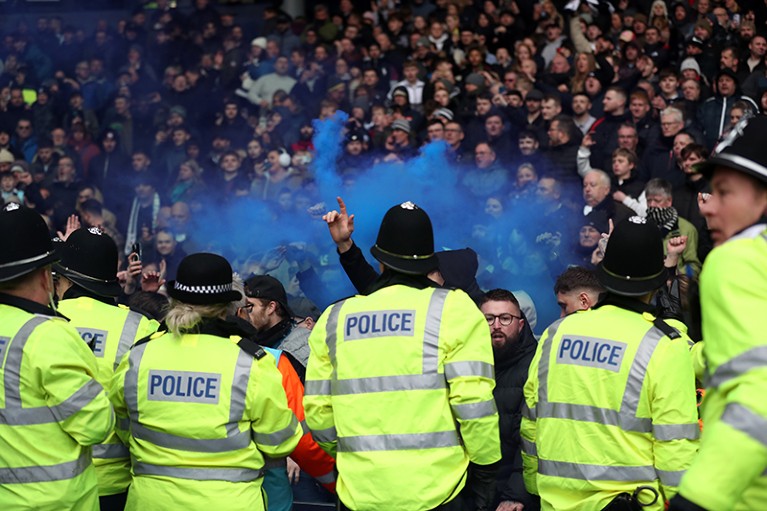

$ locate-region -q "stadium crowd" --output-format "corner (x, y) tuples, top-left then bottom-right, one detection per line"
(0, 0), (762, 324)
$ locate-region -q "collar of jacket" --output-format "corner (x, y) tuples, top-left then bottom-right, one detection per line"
(364, 268), (438, 295)
(194, 316), (260, 341)
(62, 284), (116, 305)
(593, 292), (655, 315)
(256, 318), (293, 348)
(0, 292), (68, 318)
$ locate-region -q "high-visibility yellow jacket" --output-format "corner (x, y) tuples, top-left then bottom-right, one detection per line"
(521, 303), (700, 511)
(678, 225), (767, 510)
(58, 295), (157, 496)
(110, 327), (303, 511)
(304, 285), (501, 511)
(0, 297), (115, 511)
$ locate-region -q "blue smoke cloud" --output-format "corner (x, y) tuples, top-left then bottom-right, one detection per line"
(191, 111), (565, 332)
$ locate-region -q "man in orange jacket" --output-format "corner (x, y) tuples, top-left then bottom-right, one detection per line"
(232, 275), (336, 510)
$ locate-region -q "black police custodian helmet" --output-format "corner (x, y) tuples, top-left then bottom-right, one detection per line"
(370, 201), (438, 275)
(54, 227), (121, 297)
(167, 253), (242, 305)
(696, 115), (767, 184)
(0, 203), (58, 282)
(596, 216), (667, 296)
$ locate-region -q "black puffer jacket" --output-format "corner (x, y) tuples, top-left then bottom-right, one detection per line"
(492, 315), (540, 510)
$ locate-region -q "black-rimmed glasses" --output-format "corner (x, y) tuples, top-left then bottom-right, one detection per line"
(484, 314), (520, 326)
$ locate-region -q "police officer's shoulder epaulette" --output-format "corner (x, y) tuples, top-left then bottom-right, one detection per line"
(651, 317), (682, 340)
(133, 330), (166, 348)
(234, 336), (267, 360)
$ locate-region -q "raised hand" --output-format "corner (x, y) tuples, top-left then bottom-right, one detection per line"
(322, 196), (355, 253)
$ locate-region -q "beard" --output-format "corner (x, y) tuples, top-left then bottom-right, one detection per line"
(491, 329), (519, 358)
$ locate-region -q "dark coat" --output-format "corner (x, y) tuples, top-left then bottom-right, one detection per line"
(493, 319), (540, 510)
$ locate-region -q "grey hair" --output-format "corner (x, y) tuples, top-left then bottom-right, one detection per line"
(586, 168), (611, 187)
(660, 106), (684, 123)
(227, 273), (247, 317)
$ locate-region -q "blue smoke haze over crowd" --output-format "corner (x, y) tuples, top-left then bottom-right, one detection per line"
(193, 111), (559, 330)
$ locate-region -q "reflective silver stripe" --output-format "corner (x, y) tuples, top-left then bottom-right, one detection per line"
(333, 373), (446, 394)
(538, 460), (656, 481)
(0, 448), (90, 484)
(656, 469), (684, 487)
(721, 403), (767, 447)
(537, 402), (652, 433)
(620, 328), (663, 416)
(521, 402), (536, 421)
(49, 379), (104, 422)
(132, 421), (251, 452)
(93, 443), (129, 459)
(423, 288), (448, 374)
(114, 311), (143, 370)
(300, 419), (308, 435)
(124, 341), (149, 424)
(1, 379), (104, 426)
(125, 337), (258, 453)
(324, 301), (346, 374)
(315, 468), (336, 484)
(227, 349), (252, 438)
(304, 379), (331, 396)
(521, 438), (537, 456)
(2, 316), (51, 408)
(253, 414), (299, 446)
(537, 323), (679, 436)
(444, 361), (494, 380)
(338, 430), (460, 452)
(706, 346), (767, 389)
(132, 460), (264, 482)
(117, 417), (129, 431)
(536, 318), (565, 403)
(312, 425), (337, 444)
(451, 399), (497, 420)
(653, 423), (700, 441)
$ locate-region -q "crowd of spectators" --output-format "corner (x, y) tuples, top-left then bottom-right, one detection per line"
(0, 0), (762, 329)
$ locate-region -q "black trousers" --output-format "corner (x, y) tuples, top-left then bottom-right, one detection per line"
(99, 491), (128, 511)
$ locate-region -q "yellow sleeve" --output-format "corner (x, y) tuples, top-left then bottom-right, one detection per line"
(520, 325), (546, 496)
(249, 354), (303, 458)
(303, 303), (339, 458)
(679, 241), (767, 509)
(646, 335), (701, 501)
(34, 320), (115, 446)
(110, 347), (131, 446)
(443, 291), (500, 466)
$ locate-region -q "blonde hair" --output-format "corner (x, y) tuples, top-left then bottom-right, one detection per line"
(165, 299), (229, 334)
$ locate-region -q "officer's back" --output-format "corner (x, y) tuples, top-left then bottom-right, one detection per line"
(0, 204), (114, 511)
(521, 217), (700, 511)
(54, 227), (157, 509)
(304, 202), (501, 511)
(110, 253), (302, 511)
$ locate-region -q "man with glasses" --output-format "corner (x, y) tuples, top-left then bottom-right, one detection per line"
(480, 289), (540, 511)
(241, 274), (311, 371)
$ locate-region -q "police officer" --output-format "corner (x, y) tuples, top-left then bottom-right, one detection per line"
(54, 227), (157, 510)
(670, 117), (767, 510)
(110, 253), (302, 511)
(0, 203), (115, 510)
(521, 216), (700, 511)
(304, 201), (501, 511)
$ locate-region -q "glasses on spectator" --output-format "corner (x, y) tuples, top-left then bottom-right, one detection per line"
(484, 314), (520, 326)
